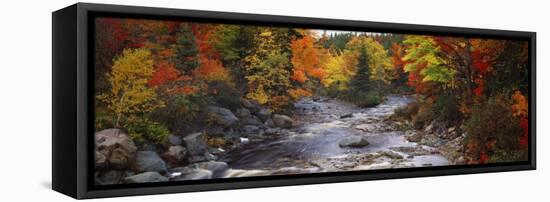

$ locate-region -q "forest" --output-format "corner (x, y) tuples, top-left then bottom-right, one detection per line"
(93, 17), (529, 184)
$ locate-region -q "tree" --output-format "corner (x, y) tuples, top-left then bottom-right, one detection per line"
(345, 36), (393, 83)
(349, 45), (370, 92)
(244, 29), (292, 110)
(402, 35), (455, 94)
(322, 50), (358, 90)
(98, 48), (165, 128)
(290, 34), (325, 84)
(174, 24), (199, 74)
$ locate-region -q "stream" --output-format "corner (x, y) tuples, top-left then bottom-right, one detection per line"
(219, 95), (449, 178)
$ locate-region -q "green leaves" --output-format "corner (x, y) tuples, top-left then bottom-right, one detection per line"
(403, 35), (455, 84)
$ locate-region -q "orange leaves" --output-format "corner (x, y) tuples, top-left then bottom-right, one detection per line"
(290, 35), (326, 83)
(149, 61), (180, 87)
(288, 88), (313, 100)
(512, 91), (528, 117)
(512, 91), (529, 149)
(194, 56), (230, 82)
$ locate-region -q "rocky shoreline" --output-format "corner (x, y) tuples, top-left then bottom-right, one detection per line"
(95, 98), (298, 185)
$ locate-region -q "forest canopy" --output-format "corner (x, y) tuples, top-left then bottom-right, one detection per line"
(94, 16), (529, 170)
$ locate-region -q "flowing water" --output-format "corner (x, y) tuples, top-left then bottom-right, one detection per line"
(219, 95), (449, 177)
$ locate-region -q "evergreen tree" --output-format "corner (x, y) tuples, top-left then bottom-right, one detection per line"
(174, 24), (199, 74)
(350, 45), (370, 93)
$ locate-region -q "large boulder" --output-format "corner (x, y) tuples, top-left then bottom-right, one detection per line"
(134, 151), (167, 174)
(124, 172), (168, 183)
(204, 106), (239, 128)
(183, 133), (207, 157)
(272, 114), (294, 129)
(338, 136), (370, 148)
(162, 146), (187, 167)
(95, 129), (137, 170)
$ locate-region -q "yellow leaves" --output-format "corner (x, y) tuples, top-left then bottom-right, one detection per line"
(322, 51), (357, 90)
(98, 48), (165, 127)
(345, 36), (393, 83)
(511, 91), (528, 118)
(246, 83), (269, 105)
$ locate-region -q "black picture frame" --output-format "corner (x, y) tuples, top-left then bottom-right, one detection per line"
(52, 2), (536, 199)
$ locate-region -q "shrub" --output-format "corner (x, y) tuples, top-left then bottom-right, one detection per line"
(206, 80), (242, 111)
(94, 109), (114, 131)
(411, 101), (433, 129)
(392, 101), (419, 121)
(354, 91), (384, 107)
(125, 116), (171, 145)
(431, 94), (461, 124)
(464, 94), (524, 163)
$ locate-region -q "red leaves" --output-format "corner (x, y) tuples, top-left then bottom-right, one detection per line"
(471, 50), (490, 74)
(149, 61), (180, 87)
(518, 118), (529, 149)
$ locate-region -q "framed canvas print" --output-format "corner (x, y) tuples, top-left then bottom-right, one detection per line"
(52, 3), (536, 199)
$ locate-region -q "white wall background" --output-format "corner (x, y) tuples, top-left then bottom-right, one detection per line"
(0, 0), (546, 201)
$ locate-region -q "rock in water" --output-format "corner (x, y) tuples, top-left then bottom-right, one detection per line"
(272, 114), (294, 129)
(204, 106), (239, 128)
(340, 113), (353, 119)
(134, 151), (167, 173)
(162, 146), (187, 167)
(338, 136), (370, 148)
(95, 129), (137, 170)
(185, 161), (229, 177)
(124, 172), (168, 183)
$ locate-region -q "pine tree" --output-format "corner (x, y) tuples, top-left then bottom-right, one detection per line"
(174, 24), (199, 74)
(350, 45), (370, 93)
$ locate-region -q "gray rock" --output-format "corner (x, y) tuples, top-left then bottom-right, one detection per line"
(243, 125), (260, 134)
(204, 127), (226, 137)
(187, 161), (229, 177)
(338, 136), (370, 148)
(272, 114), (294, 129)
(183, 133), (208, 157)
(124, 172), (168, 183)
(241, 98), (261, 113)
(380, 151), (404, 159)
(235, 108), (251, 118)
(204, 106), (239, 128)
(95, 129), (137, 170)
(95, 151), (107, 170)
(340, 113), (353, 119)
(264, 128), (281, 135)
(134, 151), (167, 173)
(264, 118), (276, 128)
(162, 146), (187, 167)
(240, 116), (263, 126)
(168, 135), (182, 146)
(255, 108), (272, 122)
